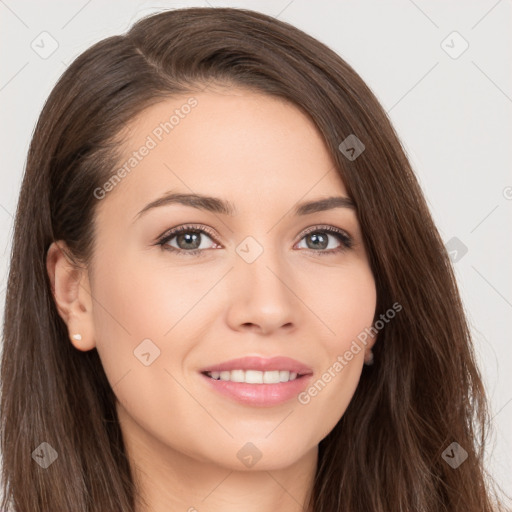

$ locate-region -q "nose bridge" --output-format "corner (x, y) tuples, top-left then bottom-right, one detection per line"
(235, 230), (288, 289)
(226, 232), (298, 332)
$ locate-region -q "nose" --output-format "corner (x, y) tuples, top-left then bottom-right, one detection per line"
(224, 246), (300, 336)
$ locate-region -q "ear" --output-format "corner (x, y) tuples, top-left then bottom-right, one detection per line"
(46, 241), (96, 351)
(363, 332), (378, 364)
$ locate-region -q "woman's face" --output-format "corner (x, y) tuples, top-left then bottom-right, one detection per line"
(83, 86), (377, 471)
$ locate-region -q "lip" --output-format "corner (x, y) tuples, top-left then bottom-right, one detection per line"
(199, 356), (314, 407)
(199, 356), (313, 375)
(200, 372), (314, 407)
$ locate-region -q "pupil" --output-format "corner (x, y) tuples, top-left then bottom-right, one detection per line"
(178, 232), (200, 250)
(308, 233), (327, 250)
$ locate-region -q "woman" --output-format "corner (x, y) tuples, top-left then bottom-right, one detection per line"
(1, 7), (507, 512)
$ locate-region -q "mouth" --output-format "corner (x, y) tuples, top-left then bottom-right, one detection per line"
(198, 356), (313, 407)
(201, 369), (309, 384)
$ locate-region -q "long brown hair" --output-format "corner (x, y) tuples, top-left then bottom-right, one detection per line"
(1, 7), (508, 512)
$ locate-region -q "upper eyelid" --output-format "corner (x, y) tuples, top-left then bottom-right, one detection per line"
(300, 224), (349, 236)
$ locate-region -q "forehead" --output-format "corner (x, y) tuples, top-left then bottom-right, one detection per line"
(97, 87), (348, 218)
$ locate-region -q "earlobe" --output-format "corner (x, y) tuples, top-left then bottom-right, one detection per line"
(46, 241), (96, 351)
(363, 332), (378, 365)
(364, 349), (374, 366)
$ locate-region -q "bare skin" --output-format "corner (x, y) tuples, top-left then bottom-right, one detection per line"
(47, 85), (377, 512)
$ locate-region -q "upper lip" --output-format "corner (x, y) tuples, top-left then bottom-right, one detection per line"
(200, 356), (313, 375)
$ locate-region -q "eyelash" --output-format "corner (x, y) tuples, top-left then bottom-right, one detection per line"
(156, 223), (353, 257)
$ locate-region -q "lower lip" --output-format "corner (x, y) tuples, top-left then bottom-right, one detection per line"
(200, 372), (313, 407)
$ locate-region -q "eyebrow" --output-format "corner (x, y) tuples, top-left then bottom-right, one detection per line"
(133, 191), (355, 221)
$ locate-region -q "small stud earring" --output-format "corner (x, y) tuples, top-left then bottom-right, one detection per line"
(364, 350), (374, 366)
(72, 333), (82, 341)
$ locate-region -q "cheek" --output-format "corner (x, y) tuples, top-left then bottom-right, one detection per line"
(338, 269), (376, 343)
(304, 260), (377, 342)
(294, 262), (376, 441)
(91, 247), (210, 340)
(89, 247), (219, 389)
(88, 249), (208, 439)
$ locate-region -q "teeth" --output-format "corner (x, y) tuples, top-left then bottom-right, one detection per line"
(206, 369), (300, 383)
(219, 371), (230, 381)
(230, 370), (245, 382)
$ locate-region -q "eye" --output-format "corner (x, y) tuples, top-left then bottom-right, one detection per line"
(157, 224), (219, 257)
(295, 225), (353, 255)
(156, 223), (354, 257)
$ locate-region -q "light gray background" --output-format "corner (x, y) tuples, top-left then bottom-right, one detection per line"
(1, 0), (511, 502)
